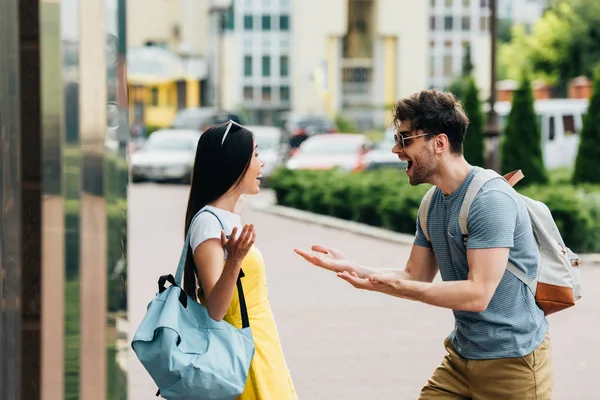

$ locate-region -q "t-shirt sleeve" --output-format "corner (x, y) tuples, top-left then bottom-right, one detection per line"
(414, 208), (433, 248)
(189, 212), (223, 252)
(466, 189), (518, 249)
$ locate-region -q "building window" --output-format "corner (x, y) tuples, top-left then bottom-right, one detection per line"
(445, 0), (453, 7)
(244, 15), (253, 30)
(462, 16), (470, 31)
(563, 115), (576, 135)
(262, 56), (271, 76)
(243, 86), (254, 101)
(463, 0), (470, 6)
(444, 16), (453, 30)
(430, 16), (436, 30)
(280, 85), (290, 101)
(480, 16), (488, 31)
(430, 0), (436, 7)
(444, 55), (453, 77)
(261, 86), (272, 101)
(244, 56), (253, 77)
(548, 116), (556, 140)
(151, 87), (159, 106)
(279, 15), (290, 30)
(480, 0), (488, 7)
(224, 8), (234, 30)
(280, 55), (289, 76)
(262, 15), (271, 30)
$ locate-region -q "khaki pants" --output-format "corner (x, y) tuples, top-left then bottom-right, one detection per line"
(419, 333), (554, 400)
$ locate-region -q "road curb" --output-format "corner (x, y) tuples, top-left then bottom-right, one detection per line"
(250, 202), (600, 267)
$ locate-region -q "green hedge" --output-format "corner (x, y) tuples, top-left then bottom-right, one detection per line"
(270, 167), (600, 253)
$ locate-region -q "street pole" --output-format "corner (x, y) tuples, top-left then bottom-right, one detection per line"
(484, 0), (500, 172)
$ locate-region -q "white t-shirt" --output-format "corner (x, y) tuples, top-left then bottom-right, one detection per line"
(189, 205), (243, 253)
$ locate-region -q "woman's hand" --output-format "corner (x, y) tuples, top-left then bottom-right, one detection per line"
(220, 224), (256, 264)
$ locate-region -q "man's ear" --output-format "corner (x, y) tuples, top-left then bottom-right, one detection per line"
(433, 133), (449, 154)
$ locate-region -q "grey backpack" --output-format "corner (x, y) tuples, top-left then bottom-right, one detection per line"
(419, 168), (582, 315)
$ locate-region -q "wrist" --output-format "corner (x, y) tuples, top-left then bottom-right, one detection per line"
(224, 258), (242, 271)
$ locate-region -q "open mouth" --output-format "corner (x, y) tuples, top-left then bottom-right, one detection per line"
(405, 159), (414, 173)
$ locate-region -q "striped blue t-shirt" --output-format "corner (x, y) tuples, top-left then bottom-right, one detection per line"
(414, 166), (548, 359)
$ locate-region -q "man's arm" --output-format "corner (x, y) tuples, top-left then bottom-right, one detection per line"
(344, 189), (518, 312)
(353, 243), (438, 283)
(381, 247), (509, 311)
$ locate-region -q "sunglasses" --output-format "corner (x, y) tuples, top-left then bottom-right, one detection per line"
(393, 131), (434, 148)
(221, 119), (243, 145)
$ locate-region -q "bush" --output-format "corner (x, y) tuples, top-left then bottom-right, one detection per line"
(270, 168), (600, 253)
(501, 74), (549, 185)
(573, 64), (600, 184)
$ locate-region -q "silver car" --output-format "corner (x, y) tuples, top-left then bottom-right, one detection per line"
(130, 129), (201, 184)
(247, 125), (286, 183)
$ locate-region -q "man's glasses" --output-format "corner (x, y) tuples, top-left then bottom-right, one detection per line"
(394, 132), (434, 148)
(221, 119), (242, 145)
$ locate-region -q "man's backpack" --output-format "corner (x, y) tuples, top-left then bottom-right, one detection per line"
(419, 168), (582, 316)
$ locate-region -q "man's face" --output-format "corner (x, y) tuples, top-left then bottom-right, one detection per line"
(392, 120), (439, 186)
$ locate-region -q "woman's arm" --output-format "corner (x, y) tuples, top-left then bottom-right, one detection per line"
(194, 225), (255, 322)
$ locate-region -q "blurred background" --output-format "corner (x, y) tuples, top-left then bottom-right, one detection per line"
(1, 0), (600, 399)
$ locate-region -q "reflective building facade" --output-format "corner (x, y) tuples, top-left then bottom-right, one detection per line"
(0, 0), (129, 399)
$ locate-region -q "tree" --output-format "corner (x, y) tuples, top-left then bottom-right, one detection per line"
(573, 64), (600, 184)
(501, 74), (549, 185)
(498, 0), (600, 88)
(448, 43), (474, 101)
(462, 76), (485, 167)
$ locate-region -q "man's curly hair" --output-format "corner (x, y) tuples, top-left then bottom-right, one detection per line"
(392, 89), (470, 155)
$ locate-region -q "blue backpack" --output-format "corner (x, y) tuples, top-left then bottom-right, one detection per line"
(131, 209), (255, 400)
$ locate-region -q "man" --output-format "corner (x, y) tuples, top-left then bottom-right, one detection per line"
(294, 89), (553, 399)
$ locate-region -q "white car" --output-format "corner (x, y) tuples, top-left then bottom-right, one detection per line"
(247, 125), (286, 182)
(130, 129), (201, 184)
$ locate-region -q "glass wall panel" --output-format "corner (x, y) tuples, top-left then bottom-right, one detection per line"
(40, 0), (66, 399)
(105, 0), (129, 399)
(0, 0), (22, 399)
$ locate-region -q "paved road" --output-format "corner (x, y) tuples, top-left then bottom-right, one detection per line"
(128, 184), (600, 400)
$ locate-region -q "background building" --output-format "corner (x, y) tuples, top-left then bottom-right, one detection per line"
(428, 0), (491, 96)
(291, 0), (429, 130)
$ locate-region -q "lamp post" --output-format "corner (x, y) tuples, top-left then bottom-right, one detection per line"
(484, 0), (500, 172)
(209, 0), (231, 109)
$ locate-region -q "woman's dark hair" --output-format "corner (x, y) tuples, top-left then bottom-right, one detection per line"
(183, 122), (254, 301)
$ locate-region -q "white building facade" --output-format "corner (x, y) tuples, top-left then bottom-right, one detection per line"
(210, 0), (292, 124)
(290, 0), (429, 130)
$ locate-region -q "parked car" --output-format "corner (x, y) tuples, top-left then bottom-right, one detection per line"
(246, 125), (286, 184)
(285, 133), (373, 172)
(362, 127), (408, 170)
(130, 129), (201, 183)
(170, 107), (244, 132)
(278, 113), (337, 151)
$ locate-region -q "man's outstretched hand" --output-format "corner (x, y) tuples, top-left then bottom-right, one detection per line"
(294, 244), (358, 275)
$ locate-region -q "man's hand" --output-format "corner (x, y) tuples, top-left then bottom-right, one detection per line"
(337, 272), (414, 299)
(294, 245), (358, 275)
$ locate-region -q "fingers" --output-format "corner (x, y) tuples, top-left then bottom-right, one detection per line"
(311, 244), (330, 254)
(294, 248), (331, 270)
(220, 230), (227, 247)
(337, 271), (369, 288)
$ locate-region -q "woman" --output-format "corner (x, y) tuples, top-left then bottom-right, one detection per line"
(183, 120), (297, 399)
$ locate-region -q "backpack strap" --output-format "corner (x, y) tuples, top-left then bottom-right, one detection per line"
(458, 169), (504, 236)
(419, 186), (437, 243)
(459, 168), (525, 236)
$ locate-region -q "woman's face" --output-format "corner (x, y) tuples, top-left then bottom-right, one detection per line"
(239, 138), (264, 195)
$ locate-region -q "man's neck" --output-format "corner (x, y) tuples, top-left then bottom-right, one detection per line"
(430, 157), (473, 196)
